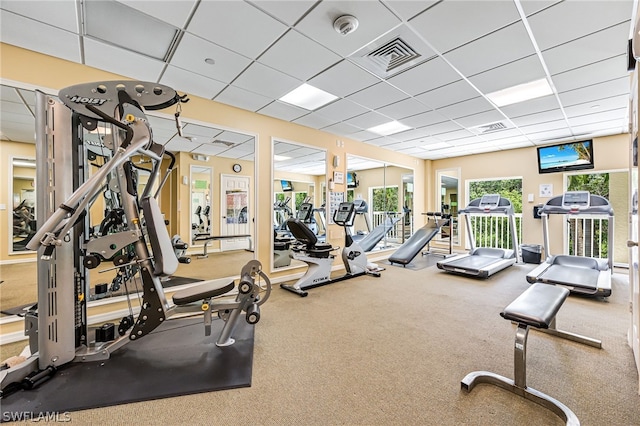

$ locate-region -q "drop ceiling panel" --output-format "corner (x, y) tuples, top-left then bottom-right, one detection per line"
(436, 97), (495, 120)
(527, 0), (633, 50)
(468, 55), (545, 94)
(558, 79), (629, 107)
(437, 129), (477, 142)
(181, 123), (224, 140)
(247, 0), (317, 26)
(1, 125), (35, 143)
(0, 11), (81, 63)
(309, 60), (380, 98)
(163, 138), (200, 152)
(161, 65), (227, 100)
(391, 127), (432, 142)
(409, 0), (520, 54)
(456, 109), (506, 129)
(349, 130), (381, 141)
(347, 82), (408, 110)
(170, 33), (253, 83)
(214, 85), (272, 112)
(509, 108), (565, 127)
(401, 111), (449, 128)
(315, 99), (369, 122)
(415, 80), (480, 110)
(552, 55), (628, 93)
(258, 101), (308, 122)
(0, 108), (33, 125)
(344, 111), (393, 129)
(188, 1), (288, 59)
(83, 38), (166, 82)
(376, 97), (430, 120)
(479, 128), (526, 141)
(501, 95), (561, 119)
(567, 108), (628, 127)
(232, 62), (301, 99)
(564, 96), (628, 118)
(118, 0), (197, 28)
(422, 120), (464, 136)
(259, 30), (341, 81)
(321, 122), (361, 136)
(381, 0), (438, 21)
(444, 22), (535, 76)
(191, 143), (231, 156)
(519, 1), (561, 16)
(519, 119), (568, 134)
(295, 0), (402, 57)
(1, 0), (78, 32)
(542, 23), (630, 75)
(387, 58), (459, 96)
(293, 113), (337, 129)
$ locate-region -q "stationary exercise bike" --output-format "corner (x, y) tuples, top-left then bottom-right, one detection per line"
(281, 201), (382, 297)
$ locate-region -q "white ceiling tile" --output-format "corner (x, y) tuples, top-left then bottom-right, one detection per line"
(558, 79), (629, 107)
(436, 97), (494, 120)
(163, 137), (201, 152)
(191, 143), (231, 155)
(571, 120), (627, 136)
(552, 55), (628, 93)
(181, 123), (224, 139)
(321, 122), (362, 136)
(0, 10), (81, 63)
(232, 62), (301, 99)
(415, 80), (479, 110)
(214, 85), (272, 112)
(520, 1), (562, 16)
(344, 111), (393, 130)
(349, 130), (381, 141)
(527, 128), (574, 144)
(118, 0), (197, 28)
(377, 97), (430, 120)
(509, 108), (565, 127)
(468, 55), (545, 94)
(382, 0), (439, 21)
(477, 128), (524, 141)
(0, 108), (33, 125)
(387, 57), (459, 95)
(258, 101), (308, 121)
(216, 131), (254, 144)
(295, 0), (401, 57)
(247, 0), (317, 26)
(347, 82), (408, 110)
(1, 0), (78, 32)
(188, 1), (287, 59)
(564, 98), (628, 118)
(170, 33), (252, 83)
(84, 38), (166, 82)
(161, 65), (227, 99)
(542, 22), (629, 75)
(401, 110), (448, 128)
(527, 0), (633, 50)
(422, 120), (464, 136)
(293, 112), (337, 129)
(437, 129), (477, 142)
(315, 99), (369, 122)
(567, 108), (628, 127)
(309, 60), (380, 98)
(258, 30), (341, 80)
(391, 127), (432, 141)
(520, 119), (569, 134)
(444, 22), (535, 76)
(501, 95), (560, 119)
(409, 0), (520, 54)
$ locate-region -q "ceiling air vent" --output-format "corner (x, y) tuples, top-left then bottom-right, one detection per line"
(366, 38), (421, 73)
(212, 140), (236, 147)
(472, 121), (508, 134)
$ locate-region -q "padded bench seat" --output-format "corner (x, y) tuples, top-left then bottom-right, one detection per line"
(173, 280), (235, 305)
(501, 283), (570, 329)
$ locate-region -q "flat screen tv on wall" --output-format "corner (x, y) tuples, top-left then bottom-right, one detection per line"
(536, 140), (594, 174)
(281, 180), (293, 192)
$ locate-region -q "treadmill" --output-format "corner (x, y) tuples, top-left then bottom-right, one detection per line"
(437, 194), (521, 278)
(526, 191), (613, 297)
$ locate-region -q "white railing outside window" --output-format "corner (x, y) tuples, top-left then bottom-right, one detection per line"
(469, 214), (522, 250)
(371, 211), (405, 242)
(566, 216), (608, 259)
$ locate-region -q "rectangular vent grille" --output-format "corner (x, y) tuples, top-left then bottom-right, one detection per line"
(366, 38), (421, 72)
(476, 122), (507, 133)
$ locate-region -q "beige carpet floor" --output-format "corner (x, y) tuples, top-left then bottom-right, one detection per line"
(1, 258), (639, 425)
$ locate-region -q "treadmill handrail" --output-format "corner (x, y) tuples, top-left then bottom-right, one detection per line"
(539, 193), (613, 216)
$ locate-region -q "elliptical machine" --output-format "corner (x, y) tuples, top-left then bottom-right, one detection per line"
(281, 201), (382, 297)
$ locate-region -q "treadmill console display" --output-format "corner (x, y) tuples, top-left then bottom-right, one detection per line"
(297, 203), (312, 221)
(479, 194), (501, 210)
(562, 191), (590, 210)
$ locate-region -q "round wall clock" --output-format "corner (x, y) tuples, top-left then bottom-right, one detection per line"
(232, 163), (242, 173)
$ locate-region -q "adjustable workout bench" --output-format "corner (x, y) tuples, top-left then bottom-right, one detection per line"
(192, 234), (253, 258)
(462, 283), (601, 426)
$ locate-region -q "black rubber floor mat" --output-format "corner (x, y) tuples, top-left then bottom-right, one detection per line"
(1, 317), (254, 415)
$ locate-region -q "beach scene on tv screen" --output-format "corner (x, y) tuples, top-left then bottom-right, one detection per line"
(539, 142), (591, 169)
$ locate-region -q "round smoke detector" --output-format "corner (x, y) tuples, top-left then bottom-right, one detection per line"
(333, 15), (359, 36)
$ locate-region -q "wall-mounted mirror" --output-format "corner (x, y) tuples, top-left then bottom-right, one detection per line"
(0, 82), (256, 316)
(10, 157), (36, 253)
(272, 139), (326, 271)
(346, 155), (414, 252)
(190, 165), (213, 244)
(436, 168), (460, 245)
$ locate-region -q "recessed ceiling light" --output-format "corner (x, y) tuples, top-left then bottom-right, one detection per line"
(486, 78), (553, 107)
(279, 84), (338, 110)
(274, 155), (291, 161)
(367, 120), (411, 136)
(204, 58), (216, 65)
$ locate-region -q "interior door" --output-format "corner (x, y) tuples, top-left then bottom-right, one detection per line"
(220, 174), (250, 251)
(630, 68), (640, 394)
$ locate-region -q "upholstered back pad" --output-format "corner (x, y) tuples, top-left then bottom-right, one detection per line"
(141, 196), (178, 277)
